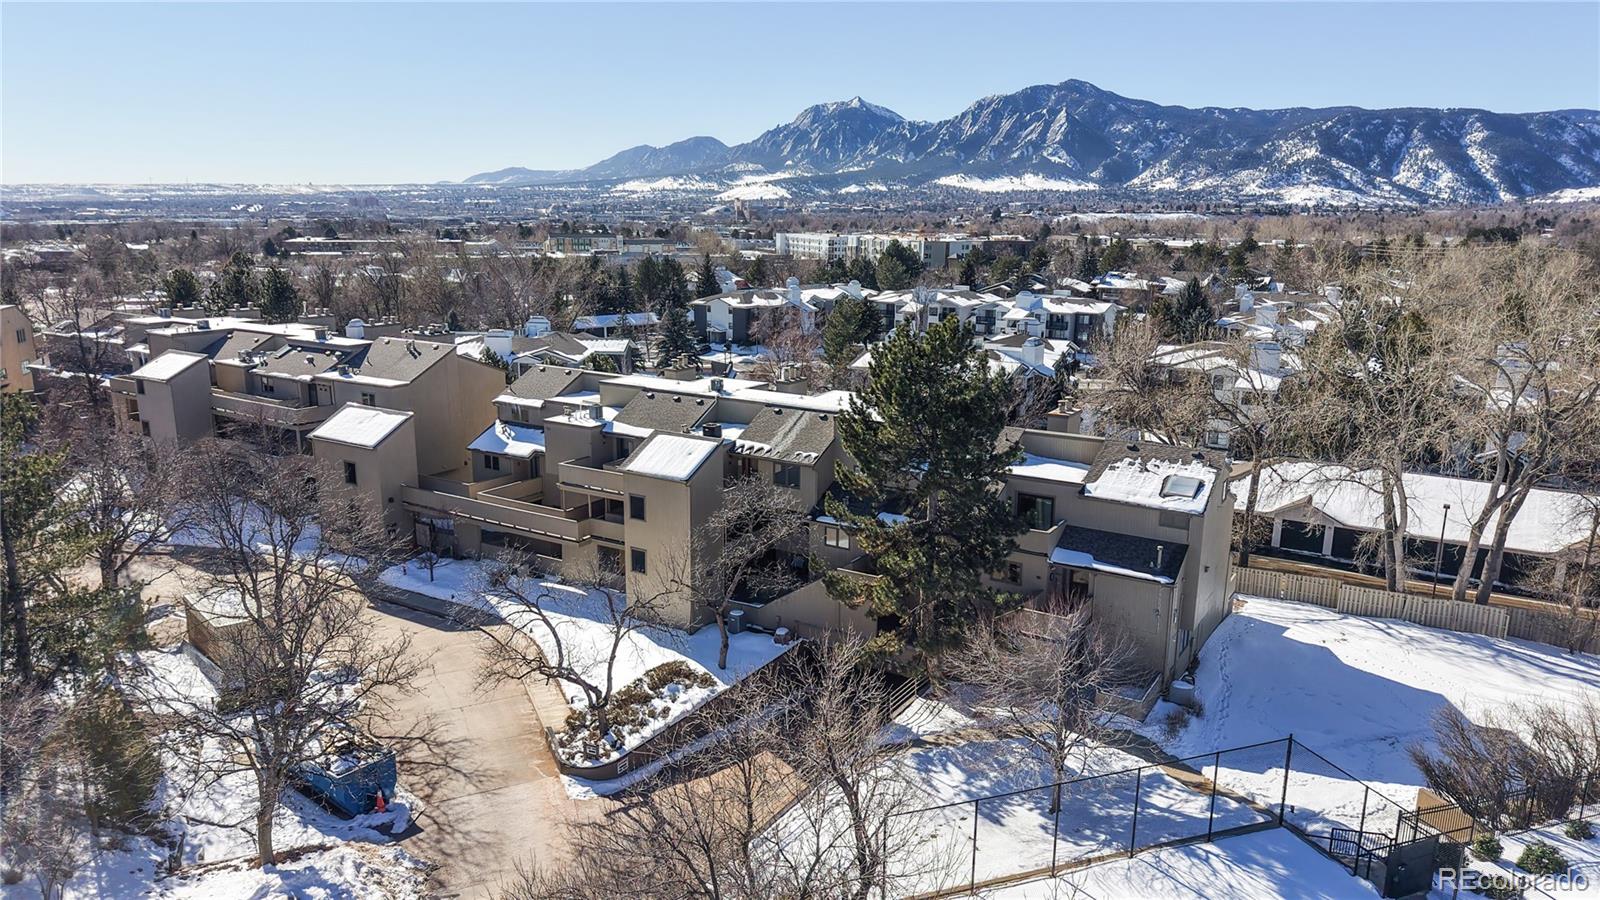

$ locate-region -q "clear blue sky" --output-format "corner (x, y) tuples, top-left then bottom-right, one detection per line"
(3, 2), (1596, 184)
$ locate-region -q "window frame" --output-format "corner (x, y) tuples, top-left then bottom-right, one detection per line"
(773, 463), (801, 489)
(630, 547), (647, 574)
(1016, 492), (1056, 531)
(629, 494), (646, 521)
(343, 461), (358, 485)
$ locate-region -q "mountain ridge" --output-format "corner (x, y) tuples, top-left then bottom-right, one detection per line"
(464, 79), (1600, 204)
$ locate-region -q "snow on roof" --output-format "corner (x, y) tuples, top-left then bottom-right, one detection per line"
(468, 420), (546, 459)
(618, 433), (720, 482)
(308, 405), (412, 449)
(727, 387), (854, 413)
(1009, 453), (1092, 485)
(131, 350), (207, 382)
(603, 373), (767, 396)
(1238, 461), (1597, 555)
(1084, 456), (1217, 515)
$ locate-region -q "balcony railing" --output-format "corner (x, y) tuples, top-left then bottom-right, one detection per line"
(557, 458), (625, 496)
(209, 390), (334, 427)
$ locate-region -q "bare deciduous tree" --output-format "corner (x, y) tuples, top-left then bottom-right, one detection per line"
(676, 475), (812, 671)
(133, 441), (424, 868)
(940, 603), (1134, 813)
(1081, 318), (1207, 445)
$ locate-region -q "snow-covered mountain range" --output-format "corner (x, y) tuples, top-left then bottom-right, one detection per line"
(464, 80), (1600, 204)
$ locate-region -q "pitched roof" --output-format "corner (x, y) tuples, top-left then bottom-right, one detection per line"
(1081, 441), (1226, 516)
(499, 364), (585, 406)
(1051, 524), (1188, 584)
(255, 345), (346, 380)
(612, 390), (713, 435)
(732, 406), (836, 463)
(326, 337), (453, 386)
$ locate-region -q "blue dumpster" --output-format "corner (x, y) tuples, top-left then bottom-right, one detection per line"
(292, 740), (398, 817)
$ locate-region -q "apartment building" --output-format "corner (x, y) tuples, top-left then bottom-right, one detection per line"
(109, 317), (504, 463)
(0, 305), (39, 393)
(691, 278), (869, 345)
(775, 232), (1034, 269)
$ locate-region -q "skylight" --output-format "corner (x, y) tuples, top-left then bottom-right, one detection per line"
(1160, 474), (1205, 499)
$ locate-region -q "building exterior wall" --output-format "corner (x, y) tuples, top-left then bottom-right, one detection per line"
(309, 413), (419, 536)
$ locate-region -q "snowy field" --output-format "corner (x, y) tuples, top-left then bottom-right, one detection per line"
(1148, 596), (1600, 828)
(380, 558), (792, 765)
(987, 828), (1377, 899)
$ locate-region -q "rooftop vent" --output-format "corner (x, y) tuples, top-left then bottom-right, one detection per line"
(703, 423), (723, 439)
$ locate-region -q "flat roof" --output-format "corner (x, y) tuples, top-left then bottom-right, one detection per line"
(308, 404), (413, 449)
(131, 350), (208, 382)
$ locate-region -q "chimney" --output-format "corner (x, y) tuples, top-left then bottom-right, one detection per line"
(787, 276), (802, 308)
(1250, 340), (1282, 373)
(345, 318), (366, 339)
(1239, 291), (1255, 312)
(1019, 337), (1044, 369)
(710, 377), (724, 394)
(524, 315), (551, 338)
(1257, 303), (1280, 327)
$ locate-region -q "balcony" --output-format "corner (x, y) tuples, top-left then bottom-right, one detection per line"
(557, 459), (625, 497)
(108, 375), (138, 395)
(210, 390), (334, 428)
(403, 482), (622, 545)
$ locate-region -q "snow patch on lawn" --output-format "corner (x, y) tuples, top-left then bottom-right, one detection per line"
(1150, 596), (1600, 817)
(989, 828), (1377, 899)
(380, 558), (791, 766)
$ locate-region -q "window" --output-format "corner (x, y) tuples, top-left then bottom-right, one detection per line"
(774, 463), (801, 489)
(1005, 562), (1022, 584)
(483, 454), (500, 471)
(530, 456), (541, 478)
(629, 494), (646, 521)
(136, 380), (145, 395)
(15, 329), (26, 344)
(823, 525), (850, 549)
(616, 437), (634, 458)
(262, 378), (275, 394)
(1016, 493), (1055, 531)
(140, 421), (151, 437)
(360, 392), (376, 407)
(630, 547), (647, 574)
(343, 461), (358, 485)
(737, 456), (758, 479)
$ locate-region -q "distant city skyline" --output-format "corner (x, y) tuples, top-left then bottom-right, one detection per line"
(2, 1), (1597, 185)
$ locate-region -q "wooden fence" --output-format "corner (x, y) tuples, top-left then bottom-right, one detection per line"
(1226, 564), (1600, 647)
(1335, 585), (1509, 640)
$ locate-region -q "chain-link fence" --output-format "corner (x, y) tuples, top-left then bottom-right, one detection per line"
(882, 735), (1417, 896)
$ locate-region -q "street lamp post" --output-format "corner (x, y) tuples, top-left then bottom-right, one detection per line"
(1432, 502), (1451, 599)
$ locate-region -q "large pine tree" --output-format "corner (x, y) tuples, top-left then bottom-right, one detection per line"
(822, 294), (873, 367)
(656, 304), (700, 368)
(696, 253), (721, 299)
(827, 318), (1024, 661)
(258, 267), (301, 323)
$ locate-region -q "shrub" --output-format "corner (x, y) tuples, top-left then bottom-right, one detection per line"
(1563, 819), (1594, 840)
(1515, 841), (1568, 876)
(1475, 874), (1523, 900)
(1159, 705), (1192, 742)
(1470, 834), (1503, 862)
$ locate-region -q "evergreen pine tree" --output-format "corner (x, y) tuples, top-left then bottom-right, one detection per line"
(822, 294), (870, 367)
(1076, 251), (1100, 282)
(162, 268), (203, 308)
(747, 255), (771, 287)
(636, 256), (662, 310)
(825, 318), (1025, 661)
(958, 254), (981, 288)
(846, 256), (879, 291)
(1152, 277), (1214, 342)
(656, 304), (700, 367)
(478, 346), (512, 382)
(257, 267), (301, 323)
(697, 253), (721, 298)
(876, 240), (923, 290)
(659, 257), (689, 311)
(1100, 237), (1134, 272)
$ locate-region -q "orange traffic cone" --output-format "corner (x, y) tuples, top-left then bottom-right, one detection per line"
(374, 790), (387, 813)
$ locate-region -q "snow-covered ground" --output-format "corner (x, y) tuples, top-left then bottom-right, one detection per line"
(935, 173), (1098, 193)
(988, 828), (1377, 899)
(767, 735), (1275, 895)
(380, 558), (792, 766)
(1147, 596), (1600, 828)
(1433, 822), (1600, 899)
(7, 649), (426, 899)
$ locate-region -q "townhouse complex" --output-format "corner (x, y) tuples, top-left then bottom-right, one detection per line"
(36, 303), (1235, 692)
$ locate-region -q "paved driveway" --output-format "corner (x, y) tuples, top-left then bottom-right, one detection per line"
(368, 598), (605, 898)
